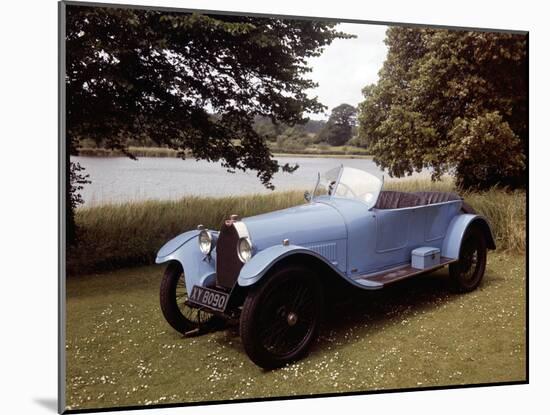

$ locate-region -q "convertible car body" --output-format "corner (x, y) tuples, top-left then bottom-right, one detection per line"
(156, 166), (495, 368)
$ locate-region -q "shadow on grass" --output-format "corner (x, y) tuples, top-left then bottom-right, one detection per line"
(312, 267), (504, 357)
(209, 267), (504, 361)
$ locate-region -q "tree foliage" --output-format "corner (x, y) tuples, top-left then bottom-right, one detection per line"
(65, 5), (351, 241)
(67, 162), (90, 245)
(67, 5), (350, 180)
(253, 116), (325, 142)
(357, 27), (527, 189)
(318, 103), (357, 146)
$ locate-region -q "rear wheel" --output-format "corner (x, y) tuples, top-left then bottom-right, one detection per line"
(240, 265), (323, 369)
(449, 226), (487, 293)
(160, 262), (215, 334)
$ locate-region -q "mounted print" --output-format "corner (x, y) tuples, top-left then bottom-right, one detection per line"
(59, 1), (528, 413)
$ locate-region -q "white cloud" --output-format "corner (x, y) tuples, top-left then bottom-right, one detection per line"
(305, 22), (388, 119)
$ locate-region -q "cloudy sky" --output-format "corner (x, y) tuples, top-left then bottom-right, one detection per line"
(305, 23), (389, 120)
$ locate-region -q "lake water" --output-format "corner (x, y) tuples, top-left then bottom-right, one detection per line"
(72, 156), (429, 206)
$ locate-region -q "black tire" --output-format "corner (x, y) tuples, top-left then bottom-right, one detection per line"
(160, 262), (215, 334)
(240, 265), (323, 369)
(448, 226), (487, 293)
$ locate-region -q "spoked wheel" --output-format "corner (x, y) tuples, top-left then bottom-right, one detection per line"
(449, 226), (487, 293)
(240, 265), (323, 369)
(160, 262), (215, 334)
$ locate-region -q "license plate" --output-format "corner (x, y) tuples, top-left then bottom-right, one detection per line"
(188, 286), (229, 313)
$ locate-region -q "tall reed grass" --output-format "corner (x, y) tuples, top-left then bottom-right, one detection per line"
(69, 191), (304, 274)
(69, 179), (525, 274)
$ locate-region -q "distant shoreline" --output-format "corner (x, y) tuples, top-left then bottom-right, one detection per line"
(76, 145), (373, 159)
(273, 152), (372, 159)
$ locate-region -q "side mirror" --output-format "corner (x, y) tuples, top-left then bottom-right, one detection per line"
(304, 191), (312, 202)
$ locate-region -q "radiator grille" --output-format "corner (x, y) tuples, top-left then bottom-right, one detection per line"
(215, 222), (244, 289)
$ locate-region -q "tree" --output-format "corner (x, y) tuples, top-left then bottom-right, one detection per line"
(67, 162), (90, 245)
(317, 103), (357, 146)
(65, 5), (352, 241)
(357, 27), (527, 189)
(253, 116), (286, 142)
(253, 116), (326, 142)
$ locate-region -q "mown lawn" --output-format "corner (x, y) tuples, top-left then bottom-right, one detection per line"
(65, 251), (526, 411)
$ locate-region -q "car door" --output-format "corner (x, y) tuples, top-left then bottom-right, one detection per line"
(373, 201), (463, 267)
(373, 206), (425, 269)
(332, 199), (418, 276)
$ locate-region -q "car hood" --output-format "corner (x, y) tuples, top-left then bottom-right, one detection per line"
(242, 201), (347, 251)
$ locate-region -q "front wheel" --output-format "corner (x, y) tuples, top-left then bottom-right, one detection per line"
(448, 226), (487, 293)
(239, 265), (323, 369)
(160, 262), (215, 334)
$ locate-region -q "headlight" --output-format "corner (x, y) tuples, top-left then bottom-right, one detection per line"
(198, 230), (213, 254)
(237, 237), (253, 263)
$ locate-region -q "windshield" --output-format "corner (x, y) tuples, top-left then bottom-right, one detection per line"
(312, 166), (383, 209)
(312, 167), (340, 198)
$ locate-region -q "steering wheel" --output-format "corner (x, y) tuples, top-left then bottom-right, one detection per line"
(327, 180), (336, 195)
(335, 182), (358, 199)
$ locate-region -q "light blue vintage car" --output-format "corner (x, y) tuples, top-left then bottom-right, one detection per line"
(156, 166), (495, 368)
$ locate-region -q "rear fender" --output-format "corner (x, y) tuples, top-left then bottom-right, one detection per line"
(441, 214), (496, 259)
(155, 230), (217, 291)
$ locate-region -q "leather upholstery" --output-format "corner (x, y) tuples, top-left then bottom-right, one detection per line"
(374, 190), (475, 213)
(374, 191), (423, 209)
(413, 191), (461, 205)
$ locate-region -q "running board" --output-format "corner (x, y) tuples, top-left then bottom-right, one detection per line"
(354, 257), (457, 289)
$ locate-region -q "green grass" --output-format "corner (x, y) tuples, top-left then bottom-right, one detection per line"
(65, 251), (526, 411)
(70, 178), (526, 274)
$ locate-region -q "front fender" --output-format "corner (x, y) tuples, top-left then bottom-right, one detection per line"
(238, 244), (343, 288)
(441, 214), (497, 259)
(156, 230), (217, 291)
